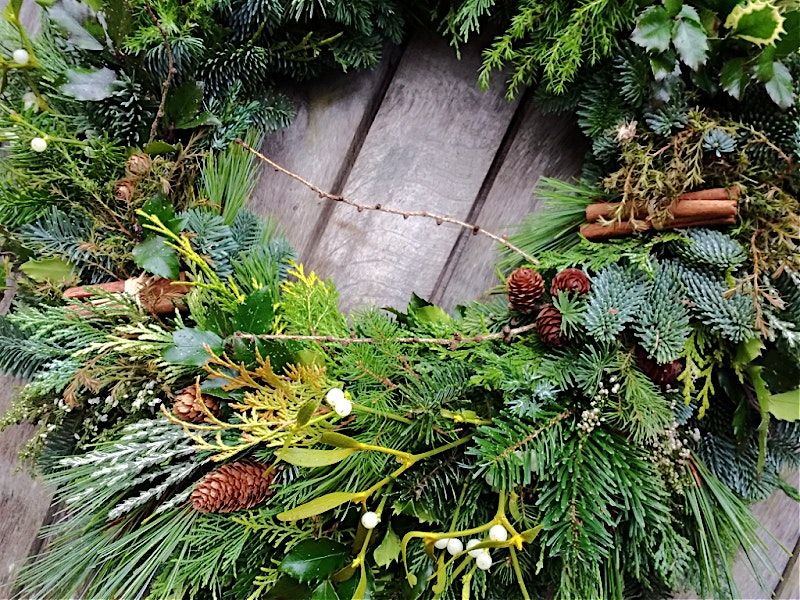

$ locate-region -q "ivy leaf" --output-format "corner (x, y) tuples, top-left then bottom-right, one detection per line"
(276, 447), (357, 468)
(132, 236), (179, 279)
(631, 6), (672, 52)
(280, 539), (349, 583)
(672, 6), (709, 70)
(163, 328), (223, 366)
(764, 61), (794, 108)
(60, 67), (117, 101)
(373, 525), (401, 567)
(19, 257), (76, 285)
(720, 58), (749, 99)
(278, 492), (358, 521)
(234, 288), (275, 334)
(310, 581), (340, 600)
(767, 389), (799, 421)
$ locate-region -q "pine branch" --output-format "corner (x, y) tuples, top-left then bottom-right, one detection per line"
(236, 139), (539, 265)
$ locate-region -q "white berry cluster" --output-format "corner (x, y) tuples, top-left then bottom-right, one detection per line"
(11, 48), (29, 65)
(578, 404), (602, 434)
(649, 420), (699, 491)
(325, 388), (352, 417)
(431, 525), (509, 572)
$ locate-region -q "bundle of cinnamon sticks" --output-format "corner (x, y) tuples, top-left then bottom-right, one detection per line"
(580, 187), (739, 241)
(64, 275), (190, 315)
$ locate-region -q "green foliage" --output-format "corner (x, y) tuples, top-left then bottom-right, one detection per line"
(632, 261), (691, 363)
(676, 228), (746, 272)
(584, 265), (646, 343)
(444, 0), (641, 97)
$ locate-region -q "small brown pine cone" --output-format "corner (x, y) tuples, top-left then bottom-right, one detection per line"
(535, 304), (564, 347)
(172, 385), (220, 424)
(507, 268), (545, 313)
(550, 268), (591, 297)
(635, 349), (683, 386)
(191, 461), (275, 513)
(126, 153), (152, 177)
(115, 178), (136, 203)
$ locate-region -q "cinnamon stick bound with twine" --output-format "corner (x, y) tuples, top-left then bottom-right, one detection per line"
(580, 187), (740, 240)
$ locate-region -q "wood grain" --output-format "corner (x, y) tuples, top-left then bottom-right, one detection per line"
(432, 100), (586, 310)
(305, 31), (519, 312)
(732, 472), (800, 599)
(248, 46), (402, 257)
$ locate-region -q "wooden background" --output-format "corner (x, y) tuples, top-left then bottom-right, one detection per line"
(0, 6), (798, 598)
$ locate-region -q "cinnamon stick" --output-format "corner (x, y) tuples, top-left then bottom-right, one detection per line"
(586, 199), (736, 223)
(64, 280), (126, 299)
(580, 216), (736, 240)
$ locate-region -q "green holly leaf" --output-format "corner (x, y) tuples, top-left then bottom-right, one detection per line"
(672, 6), (709, 70)
(720, 58), (749, 99)
(276, 447), (357, 468)
(264, 575), (311, 600)
(143, 140), (178, 155)
(774, 12), (800, 57)
(19, 257), (76, 285)
(139, 195), (181, 236)
(373, 525), (401, 567)
(764, 61), (794, 108)
(280, 539), (349, 584)
(234, 287), (275, 334)
(336, 567), (374, 600)
(310, 581), (340, 600)
(724, 0), (786, 46)
(132, 236), (179, 279)
(767, 389), (799, 421)
(631, 6), (672, 52)
(163, 328), (223, 366)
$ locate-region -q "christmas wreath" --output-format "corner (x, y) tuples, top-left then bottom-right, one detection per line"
(0, 0), (798, 599)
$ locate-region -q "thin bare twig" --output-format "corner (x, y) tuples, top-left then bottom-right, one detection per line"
(232, 322), (537, 349)
(236, 139), (538, 265)
(145, 1), (176, 144)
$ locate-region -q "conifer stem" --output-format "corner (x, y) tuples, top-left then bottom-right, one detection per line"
(236, 139), (539, 265)
(145, 1), (176, 144)
(232, 323), (537, 348)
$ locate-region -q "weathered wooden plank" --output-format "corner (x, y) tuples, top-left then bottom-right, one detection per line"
(775, 538), (800, 600)
(0, 287), (53, 596)
(248, 46), (403, 258)
(732, 471), (800, 599)
(431, 99), (586, 310)
(304, 31), (519, 312)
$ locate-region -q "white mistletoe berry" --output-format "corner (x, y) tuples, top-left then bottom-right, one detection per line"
(446, 538), (463, 556)
(326, 387), (345, 406)
(488, 524), (508, 542)
(12, 48), (29, 65)
(475, 552), (493, 571)
(30, 137), (47, 152)
(360, 511), (380, 530)
(333, 398), (352, 417)
(466, 539), (483, 558)
(22, 92), (37, 111)
(433, 538), (450, 550)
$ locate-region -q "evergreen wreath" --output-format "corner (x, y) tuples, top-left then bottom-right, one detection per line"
(0, 0), (798, 599)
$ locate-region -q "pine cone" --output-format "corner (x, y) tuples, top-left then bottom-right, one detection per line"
(126, 153), (152, 177)
(635, 349), (683, 386)
(550, 268), (591, 296)
(191, 461), (275, 513)
(172, 385), (220, 424)
(115, 178), (136, 203)
(535, 304), (564, 347)
(507, 268), (545, 313)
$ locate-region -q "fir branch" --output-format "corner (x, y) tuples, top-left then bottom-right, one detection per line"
(236, 139), (539, 265)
